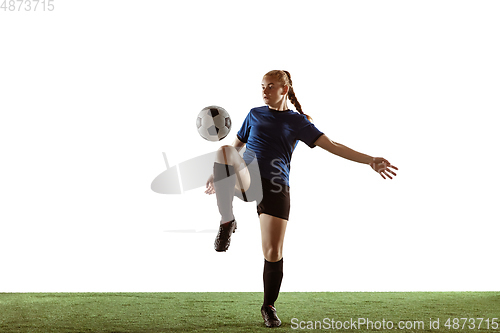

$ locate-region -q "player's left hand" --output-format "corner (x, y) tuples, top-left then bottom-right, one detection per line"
(370, 157), (398, 179)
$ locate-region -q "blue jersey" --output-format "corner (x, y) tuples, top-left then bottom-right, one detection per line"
(236, 106), (324, 187)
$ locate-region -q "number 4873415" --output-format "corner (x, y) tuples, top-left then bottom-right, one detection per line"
(1, 0), (55, 11)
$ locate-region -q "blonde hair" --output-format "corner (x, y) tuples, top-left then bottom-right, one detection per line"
(264, 70), (313, 122)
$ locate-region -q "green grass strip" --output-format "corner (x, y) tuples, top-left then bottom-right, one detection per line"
(0, 292), (499, 332)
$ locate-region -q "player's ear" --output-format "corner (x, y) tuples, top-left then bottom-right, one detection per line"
(282, 85), (289, 95)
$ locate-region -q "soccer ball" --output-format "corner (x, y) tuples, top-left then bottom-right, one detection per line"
(196, 106), (232, 141)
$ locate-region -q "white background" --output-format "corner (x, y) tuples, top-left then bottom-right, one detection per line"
(1, 1), (499, 292)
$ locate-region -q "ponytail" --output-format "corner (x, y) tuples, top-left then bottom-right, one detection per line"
(266, 70), (313, 122)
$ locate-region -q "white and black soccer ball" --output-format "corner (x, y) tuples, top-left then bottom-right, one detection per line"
(196, 106), (232, 141)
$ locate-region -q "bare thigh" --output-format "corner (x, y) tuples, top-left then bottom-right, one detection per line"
(260, 213), (288, 262)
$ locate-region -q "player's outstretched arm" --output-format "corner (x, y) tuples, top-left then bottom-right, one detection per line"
(314, 134), (398, 179)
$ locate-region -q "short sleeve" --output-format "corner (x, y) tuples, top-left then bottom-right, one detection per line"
(236, 110), (252, 143)
(296, 116), (324, 148)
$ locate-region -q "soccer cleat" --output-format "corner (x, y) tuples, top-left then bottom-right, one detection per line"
(214, 220), (237, 252)
(261, 304), (281, 328)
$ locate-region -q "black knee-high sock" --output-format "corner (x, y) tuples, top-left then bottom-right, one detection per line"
(263, 258), (283, 307)
(213, 162), (236, 223)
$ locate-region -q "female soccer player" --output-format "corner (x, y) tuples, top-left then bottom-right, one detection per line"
(205, 70), (398, 328)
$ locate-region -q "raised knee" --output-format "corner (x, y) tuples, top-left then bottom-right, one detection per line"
(216, 145), (236, 164)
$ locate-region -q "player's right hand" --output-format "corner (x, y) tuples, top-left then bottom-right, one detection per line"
(205, 174), (215, 195)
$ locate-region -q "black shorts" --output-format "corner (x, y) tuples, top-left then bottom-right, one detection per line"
(234, 158), (290, 221)
(256, 177), (290, 221)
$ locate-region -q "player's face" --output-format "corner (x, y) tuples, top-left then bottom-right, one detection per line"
(262, 76), (288, 108)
